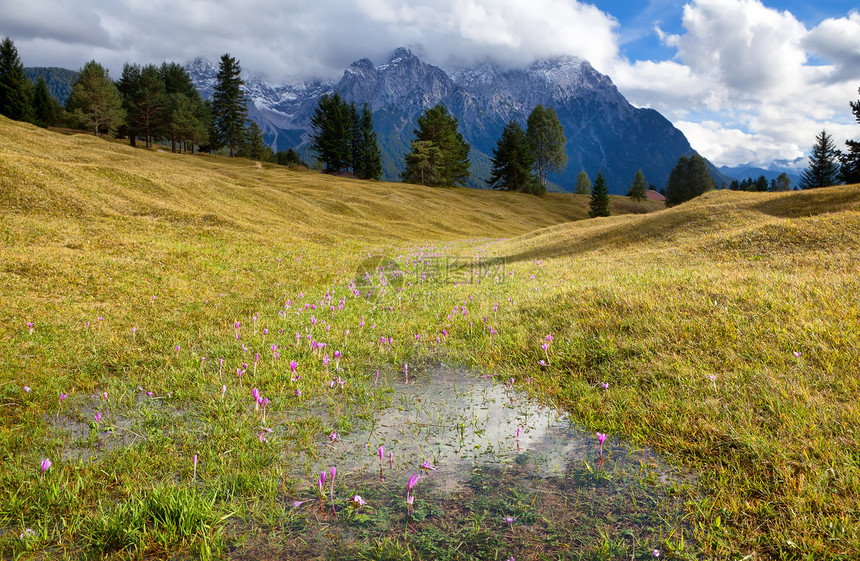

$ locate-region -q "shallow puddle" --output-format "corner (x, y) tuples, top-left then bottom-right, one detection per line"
(314, 364), (673, 493)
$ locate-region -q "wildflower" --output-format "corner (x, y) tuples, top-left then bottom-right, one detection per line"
(318, 470), (327, 497)
(27, 322), (34, 334)
(295, 388), (301, 397)
(538, 360), (547, 367)
(351, 495), (366, 509)
(291, 500), (307, 509)
(378, 445), (385, 468)
(653, 550), (660, 557)
(23, 386), (31, 393)
(257, 432), (268, 443)
(793, 351), (802, 358)
(597, 433), (607, 455)
(421, 460), (437, 471)
(503, 515), (516, 529)
(328, 430), (338, 442)
(406, 472), (420, 506)
(94, 411), (102, 425)
(60, 392), (68, 403)
(290, 360), (298, 373)
(40, 458), (51, 474)
(600, 382), (609, 390)
(19, 528), (36, 539)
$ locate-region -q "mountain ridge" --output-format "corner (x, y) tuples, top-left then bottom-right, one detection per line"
(186, 48), (701, 193)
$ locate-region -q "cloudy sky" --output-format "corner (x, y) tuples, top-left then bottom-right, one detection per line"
(2, 0), (859, 169)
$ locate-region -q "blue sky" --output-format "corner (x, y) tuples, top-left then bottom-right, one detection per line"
(2, 0), (859, 169)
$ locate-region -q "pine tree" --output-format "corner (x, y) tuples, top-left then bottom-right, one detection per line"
(117, 63), (142, 145)
(526, 104), (567, 189)
(67, 60), (125, 136)
(130, 64), (165, 148)
(799, 130), (840, 189)
(628, 169), (647, 202)
(31, 75), (56, 127)
(355, 103), (382, 180)
(212, 54), (247, 157)
(160, 63), (207, 153)
(310, 93), (352, 172)
(487, 120), (537, 193)
(238, 121), (272, 161)
(403, 140), (443, 186)
(404, 104), (470, 187)
(0, 36), (32, 122)
(589, 172), (611, 218)
(840, 89), (860, 185)
(666, 153), (715, 206)
(574, 171), (591, 194)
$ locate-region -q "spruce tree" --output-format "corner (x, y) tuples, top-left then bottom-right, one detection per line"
(799, 130), (840, 189)
(67, 60), (125, 136)
(213, 54), (247, 157)
(356, 103), (382, 180)
(488, 120), (537, 193)
(526, 104), (567, 189)
(160, 63), (207, 153)
(840, 89), (860, 185)
(117, 63), (142, 145)
(310, 93), (351, 172)
(666, 153), (715, 206)
(589, 172), (611, 218)
(628, 169), (647, 202)
(403, 140), (443, 186)
(31, 75), (56, 127)
(574, 171), (591, 194)
(0, 36), (32, 122)
(404, 104), (470, 187)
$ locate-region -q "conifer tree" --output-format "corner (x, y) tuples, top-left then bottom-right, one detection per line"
(403, 140), (443, 186)
(526, 104), (567, 189)
(799, 130), (840, 189)
(0, 36), (32, 122)
(310, 92), (351, 172)
(117, 63), (143, 145)
(628, 169), (647, 202)
(404, 104), (470, 187)
(212, 54), (247, 157)
(67, 60), (124, 136)
(840, 88), (860, 185)
(160, 62), (207, 153)
(666, 153), (715, 206)
(574, 171), (591, 194)
(31, 75), (56, 127)
(488, 120), (537, 193)
(589, 172), (611, 218)
(355, 103), (382, 180)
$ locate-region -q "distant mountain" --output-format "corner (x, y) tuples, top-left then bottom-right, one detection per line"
(187, 49), (708, 194)
(719, 164), (802, 189)
(23, 67), (78, 105)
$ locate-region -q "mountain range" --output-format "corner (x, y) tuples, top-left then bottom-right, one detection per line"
(186, 48), (715, 194)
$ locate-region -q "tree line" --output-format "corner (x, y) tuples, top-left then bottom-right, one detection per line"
(0, 37), (309, 165)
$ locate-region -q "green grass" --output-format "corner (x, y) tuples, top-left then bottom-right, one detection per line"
(1, 115), (859, 559)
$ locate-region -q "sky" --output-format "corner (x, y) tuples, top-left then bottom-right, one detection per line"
(2, 0), (860, 170)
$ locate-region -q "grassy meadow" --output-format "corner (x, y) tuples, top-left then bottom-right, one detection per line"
(1, 115), (859, 560)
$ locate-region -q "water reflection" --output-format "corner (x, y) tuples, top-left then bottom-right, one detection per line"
(321, 365), (603, 492)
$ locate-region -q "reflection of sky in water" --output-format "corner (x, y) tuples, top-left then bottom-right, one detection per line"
(320, 365), (597, 492)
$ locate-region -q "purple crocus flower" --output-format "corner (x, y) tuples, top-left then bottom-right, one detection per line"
(597, 433), (607, 455)
(40, 458), (51, 474)
(290, 360), (298, 373)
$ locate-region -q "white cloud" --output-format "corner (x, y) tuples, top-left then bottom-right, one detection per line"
(611, 0), (860, 167)
(2, 0), (858, 169)
(804, 11), (860, 82)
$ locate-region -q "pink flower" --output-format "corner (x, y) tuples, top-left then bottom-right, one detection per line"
(290, 361), (298, 373)
(257, 432), (268, 443)
(600, 382), (609, 390)
(597, 432), (607, 454)
(23, 386), (31, 393)
(421, 460), (437, 471)
(40, 458), (51, 474)
(351, 495), (366, 509)
(94, 411), (102, 424)
(60, 392), (68, 402)
(328, 430), (338, 442)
